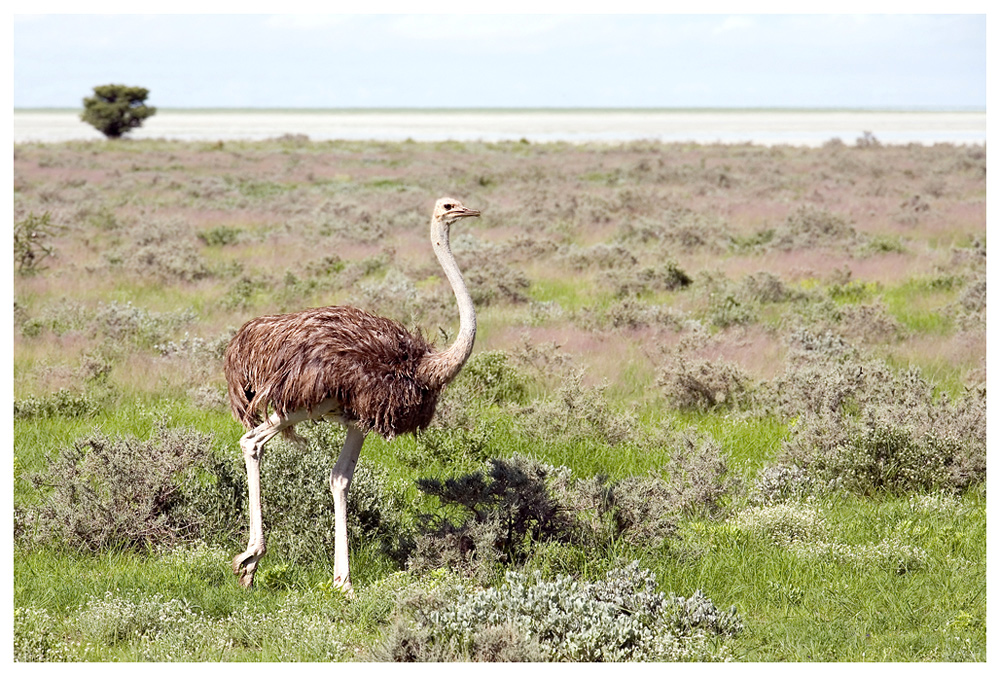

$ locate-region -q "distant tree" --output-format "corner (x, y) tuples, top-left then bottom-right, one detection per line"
(81, 84), (156, 139)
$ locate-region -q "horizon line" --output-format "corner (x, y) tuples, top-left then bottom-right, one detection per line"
(14, 105), (987, 114)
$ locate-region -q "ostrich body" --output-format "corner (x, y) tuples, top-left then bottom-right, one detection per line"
(224, 198), (480, 591)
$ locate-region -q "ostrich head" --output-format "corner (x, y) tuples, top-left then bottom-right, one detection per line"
(433, 197), (480, 228)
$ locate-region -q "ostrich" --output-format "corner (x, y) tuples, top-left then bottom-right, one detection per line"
(224, 197), (480, 592)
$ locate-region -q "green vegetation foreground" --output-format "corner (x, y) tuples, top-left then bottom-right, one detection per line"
(13, 136), (985, 661)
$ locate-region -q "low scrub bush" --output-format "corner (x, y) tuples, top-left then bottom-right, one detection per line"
(600, 260), (692, 298)
(14, 387), (108, 419)
(20, 426), (228, 552)
(768, 347), (986, 495)
(14, 211), (62, 275)
(738, 271), (792, 304)
(260, 423), (417, 567)
(410, 438), (735, 581)
(731, 501), (928, 574)
(449, 350), (529, 406)
(730, 501), (828, 546)
(748, 465), (816, 506)
(197, 225), (243, 246)
(560, 243), (638, 270)
(14, 606), (67, 662)
(790, 537), (928, 575)
(513, 369), (637, 446)
(658, 354), (753, 411)
(452, 235), (531, 306)
(771, 205), (858, 251)
(617, 209), (731, 252)
(94, 301), (198, 350)
(378, 562), (741, 662)
(108, 218), (211, 282)
(353, 269), (440, 330)
(26, 586), (352, 661)
(952, 272), (986, 328)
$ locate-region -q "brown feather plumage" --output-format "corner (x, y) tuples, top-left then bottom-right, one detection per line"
(224, 305), (440, 439)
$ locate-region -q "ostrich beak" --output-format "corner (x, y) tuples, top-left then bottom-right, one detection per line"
(448, 206), (480, 219)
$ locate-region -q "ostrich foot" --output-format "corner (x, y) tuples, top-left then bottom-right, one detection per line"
(232, 548), (264, 588)
(331, 575), (354, 598)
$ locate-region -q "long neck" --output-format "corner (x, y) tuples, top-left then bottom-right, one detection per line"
(418, 220), (477, 387)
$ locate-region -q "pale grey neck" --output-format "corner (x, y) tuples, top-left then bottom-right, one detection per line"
(420, 220), (477, 386)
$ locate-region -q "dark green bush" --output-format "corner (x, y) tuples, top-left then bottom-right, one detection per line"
(455, 350), (529, 405)
(197, 225), (243, 246)
(81, 84), (156, 139)
(411, 455), (576, 582)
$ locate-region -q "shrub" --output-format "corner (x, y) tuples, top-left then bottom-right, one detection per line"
(354, 269), (434, 329)
(769, 350), (986, 495)
(513, 369), (637, 446)
(952, 273), (986, 327)
(730, 501), (828, 546)
(452, 235), (531, 306)
(378, 562), (741, 662)
(560, 243), (638, 270)
(81, 84), (156, 139)
(642, 433), (736, 518)
(14, 606), (67, 662)
(197, 225), (243, 246)
(109, 218), (210, 281)
(155, 331), (233, 393)
(739, 271), (791, 303)
(13, 387), (107, 419)
(708, 292), (756, 328)
(258, 423), (416, 567)
(453, 350), (529, 405)
(748, 464), (816, 506)
(601, 260), (692, 298)
(657, 354), (753, 411)
(773, 205), (857, 251)
(95, 301), (198, 349)
(411, 455), (576, 582)
(22, 426), (223, 552)
(403, 420), (494, 472)
(617, 209), (730, 252)
(14, 211), (62, 275)
(790, 537), (928, 575)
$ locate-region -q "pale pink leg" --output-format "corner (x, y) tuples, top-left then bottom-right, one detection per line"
(232, 409), (307, 588)
(329, 424), (366, 595)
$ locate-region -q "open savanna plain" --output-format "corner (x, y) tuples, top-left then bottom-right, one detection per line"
(13, 135), (986, 661)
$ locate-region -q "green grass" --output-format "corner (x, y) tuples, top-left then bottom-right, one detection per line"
(527, 275), (609, 312)
(13, 387), (986, 661)
(881, 277), (958, 335)
(655, 488), (986, 660)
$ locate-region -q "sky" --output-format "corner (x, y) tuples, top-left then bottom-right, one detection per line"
(10, 10), (989, 109)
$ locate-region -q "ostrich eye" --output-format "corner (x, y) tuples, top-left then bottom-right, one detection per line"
(443, 204), (454, 210)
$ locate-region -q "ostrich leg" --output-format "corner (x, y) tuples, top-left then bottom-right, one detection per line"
(329, 424), (366, 595)
(232, 409), (305, 588)
(232, 420), (280, 587)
